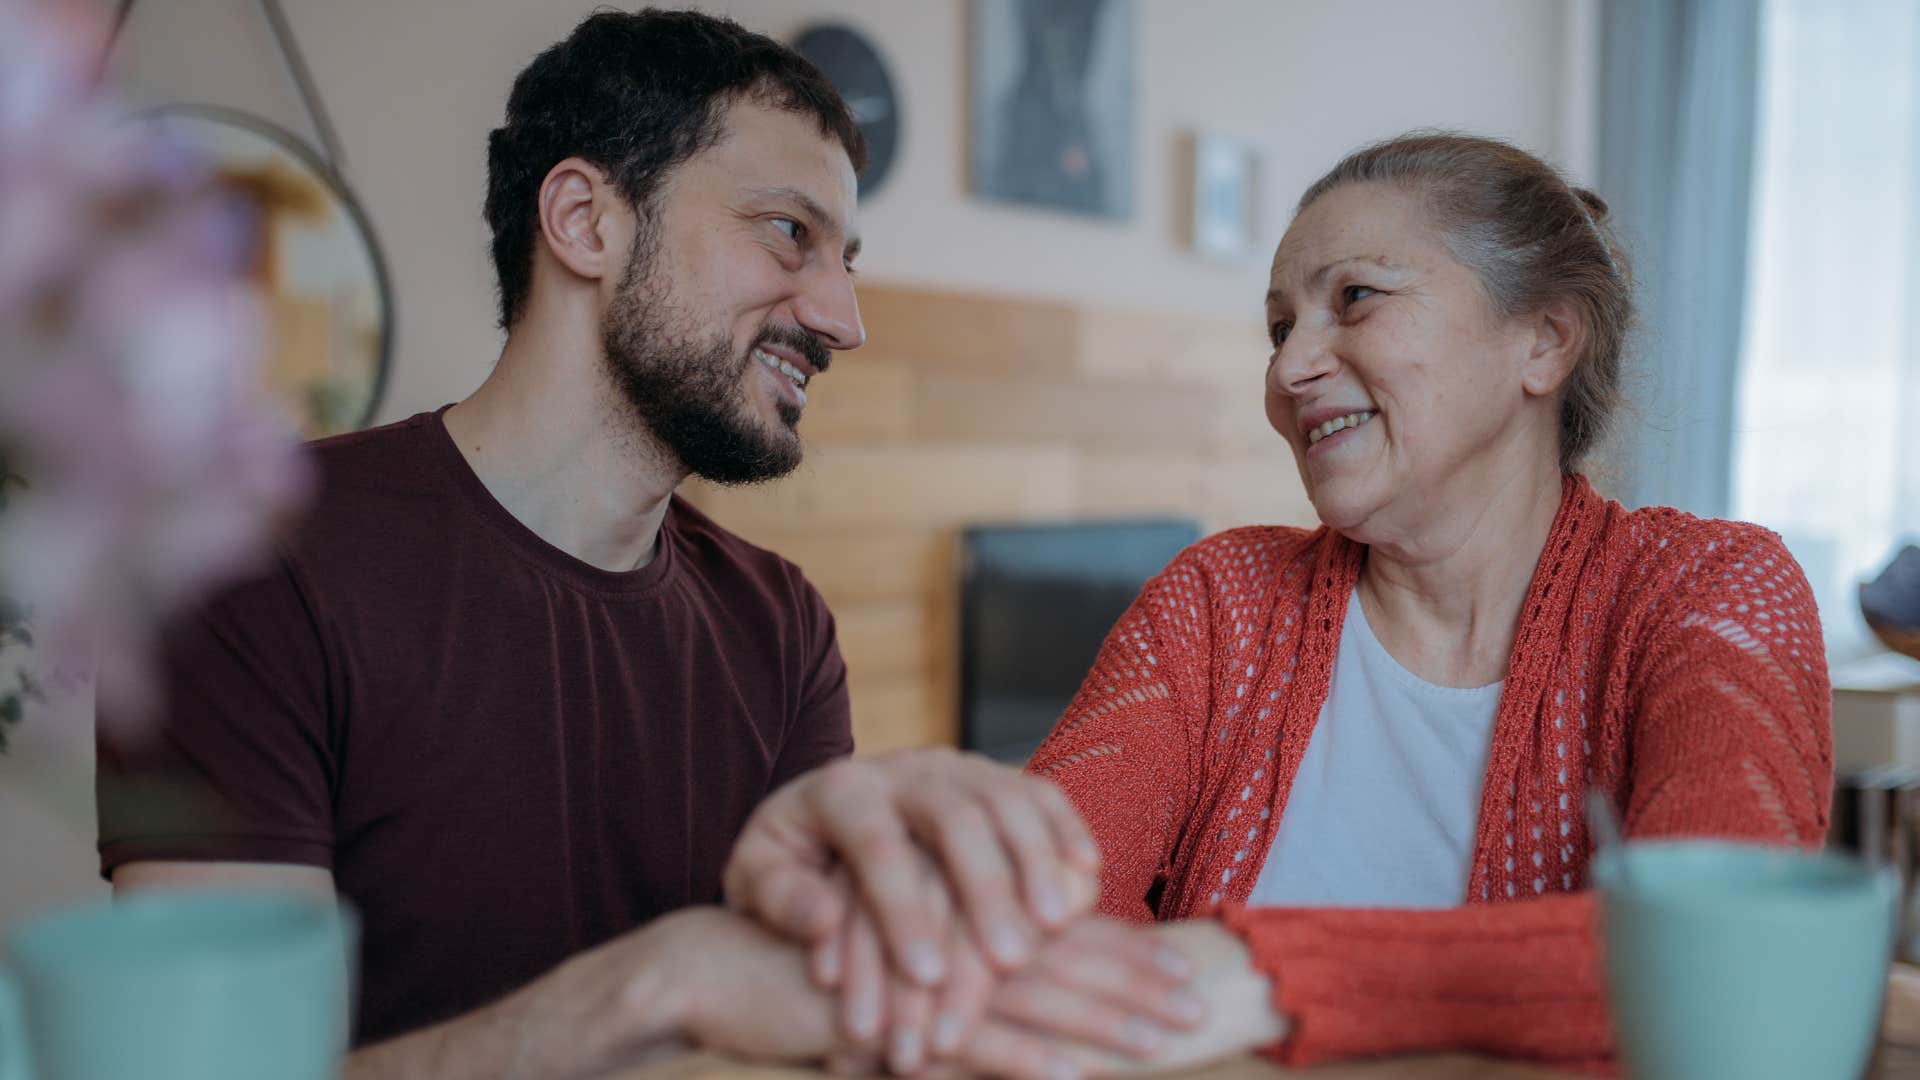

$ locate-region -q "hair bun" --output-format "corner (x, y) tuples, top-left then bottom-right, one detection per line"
(1573, 186), (1611, 221)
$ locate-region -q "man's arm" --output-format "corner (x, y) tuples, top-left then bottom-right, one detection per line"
(113, 860), (333, 894)
(116, 861), (684, 1078)
(350, 905), (866, 1080)
(344, 911), (700, 1080)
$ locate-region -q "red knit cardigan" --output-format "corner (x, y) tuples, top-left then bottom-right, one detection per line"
(1026, 475), (1833, 1074)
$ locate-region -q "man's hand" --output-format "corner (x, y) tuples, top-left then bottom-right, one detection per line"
(724, 748), (1101, 983)
(653, 907), (846, 1062)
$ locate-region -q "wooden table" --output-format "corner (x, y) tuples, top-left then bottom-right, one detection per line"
(618, 1044), (1920, 1080)
(618, 1052), (1575, 1080)
(614, 965), (1920, 1080)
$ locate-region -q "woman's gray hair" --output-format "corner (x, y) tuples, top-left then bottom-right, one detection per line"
(1297, 132), (1634, 473)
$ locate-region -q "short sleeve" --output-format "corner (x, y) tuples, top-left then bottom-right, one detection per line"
(769, 573), (852, 786)
(96, 557), (337, 876)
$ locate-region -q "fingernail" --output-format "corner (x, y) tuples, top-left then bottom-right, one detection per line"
(891, 1028), (924, 1073)
(1047, 1056), (1083, 1080)
(907, 940), (947, 985)
(1034, 881), (1068, 925)
(1169, 990), (1206, 1026)
(932, 1011), (967, 1053)
(1122, 1017), (1164, 1054)
(850, 989), (882, 1040)
(988, 920), (1029, 966)
(1154, 945), (1191, 980)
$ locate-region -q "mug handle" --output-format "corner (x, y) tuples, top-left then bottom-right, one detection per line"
(0, 970), (28, 1080)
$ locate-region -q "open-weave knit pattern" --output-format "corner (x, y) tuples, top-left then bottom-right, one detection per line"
(1027, 474), (1832, 1074)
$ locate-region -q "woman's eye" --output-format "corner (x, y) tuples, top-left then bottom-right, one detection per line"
(1343, 285), (1378, 305)
(771, 218), (802, 241)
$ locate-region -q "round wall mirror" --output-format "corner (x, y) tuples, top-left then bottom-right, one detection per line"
(145, 104), (393, 438)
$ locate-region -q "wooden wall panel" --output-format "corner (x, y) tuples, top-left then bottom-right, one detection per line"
(910, 374), (1217, 452)
(683, 283), (1317, 756)
(689, 444), (1079, 531)
(799, 362), (915, 442)
(834, 600), (935, 682)
(1200, 455), (1318, 531)
(730, 527), (950, 607)
(1076, 452), (1212, 520)
(1209, 394), (1283, 454)
(856, 287), (1079, 376)
(1072, 307), (1267, 388)
(851, 679), (953, 754)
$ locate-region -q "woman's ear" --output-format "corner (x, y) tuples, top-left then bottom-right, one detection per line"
(1521, 298), (1584, 398)
(535, 157), (623, 284)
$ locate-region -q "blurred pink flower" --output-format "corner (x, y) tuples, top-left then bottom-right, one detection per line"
(0, 0), (311, 737)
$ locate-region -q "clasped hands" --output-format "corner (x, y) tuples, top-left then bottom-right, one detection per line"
(704, 748), (1232, 1080)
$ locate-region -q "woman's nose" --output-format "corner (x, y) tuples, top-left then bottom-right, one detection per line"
(1269, 324), (1337, 397)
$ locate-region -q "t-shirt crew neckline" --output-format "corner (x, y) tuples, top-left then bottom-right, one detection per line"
(1348, 588), (1506, 700)
(422, 404), (679, 599)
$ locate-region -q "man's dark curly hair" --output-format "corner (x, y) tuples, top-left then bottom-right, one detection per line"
(484, 8), (866, 329)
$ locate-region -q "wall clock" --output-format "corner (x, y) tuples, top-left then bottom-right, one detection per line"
(793, 24), (901, 199)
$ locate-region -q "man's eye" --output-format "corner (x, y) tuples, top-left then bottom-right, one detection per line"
(1270, 320), (1292, 347)
(771, 218), (802, 241)
(1343, 285), (1378, 305)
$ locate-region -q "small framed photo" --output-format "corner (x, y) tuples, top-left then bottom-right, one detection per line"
(1190, 133), (1261, 261)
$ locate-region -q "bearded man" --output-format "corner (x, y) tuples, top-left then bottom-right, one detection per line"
(95, 11), (1206, 1080)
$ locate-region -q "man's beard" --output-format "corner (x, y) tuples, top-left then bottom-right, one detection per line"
(600, 236), (811, 486)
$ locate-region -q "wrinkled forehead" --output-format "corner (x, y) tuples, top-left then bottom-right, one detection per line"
(1267, 181), (1441, 295)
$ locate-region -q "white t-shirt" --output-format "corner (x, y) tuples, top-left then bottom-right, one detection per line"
(1246, 590), (1502, 909)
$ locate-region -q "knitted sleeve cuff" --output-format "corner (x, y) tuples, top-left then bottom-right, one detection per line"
(1219, 897), (1616, 1073)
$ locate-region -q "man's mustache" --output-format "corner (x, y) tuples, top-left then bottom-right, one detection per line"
(753, 324), (832, 375)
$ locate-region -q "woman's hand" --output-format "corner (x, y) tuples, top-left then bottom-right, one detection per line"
(953, 917), (1209, 1080)
(963, 920), (1287, 1080)
(815, 862), (1203, 1079)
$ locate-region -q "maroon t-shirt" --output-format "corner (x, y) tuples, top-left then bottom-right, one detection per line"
(97, 408), (852, 1044)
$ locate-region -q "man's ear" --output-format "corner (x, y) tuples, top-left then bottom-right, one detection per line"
(536, 157), (626, 283)
(1521, 298), (1584, 398)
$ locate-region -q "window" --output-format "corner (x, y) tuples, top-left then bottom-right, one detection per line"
(1732, 0), (1920, 659)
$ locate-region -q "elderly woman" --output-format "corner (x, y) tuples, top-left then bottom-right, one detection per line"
(1021, 132), (1832, 1073)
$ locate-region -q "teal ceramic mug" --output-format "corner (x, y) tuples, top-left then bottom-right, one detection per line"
(0, 889), (355, 1080)
(1594, 840), (1898, 1080)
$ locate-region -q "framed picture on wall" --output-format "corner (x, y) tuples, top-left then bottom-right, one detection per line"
(969, 0), (1135, 219)
(1190, 132), (1261, 262)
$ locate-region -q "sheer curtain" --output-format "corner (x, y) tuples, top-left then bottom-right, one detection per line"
(1599, 0), (1762, 521)
(1731, 0), (1920, 659)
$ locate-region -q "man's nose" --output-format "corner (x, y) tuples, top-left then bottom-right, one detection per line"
(793, 261), (865, 352)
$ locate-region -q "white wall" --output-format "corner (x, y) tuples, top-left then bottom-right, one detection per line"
(0, 0), (1597, 935)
